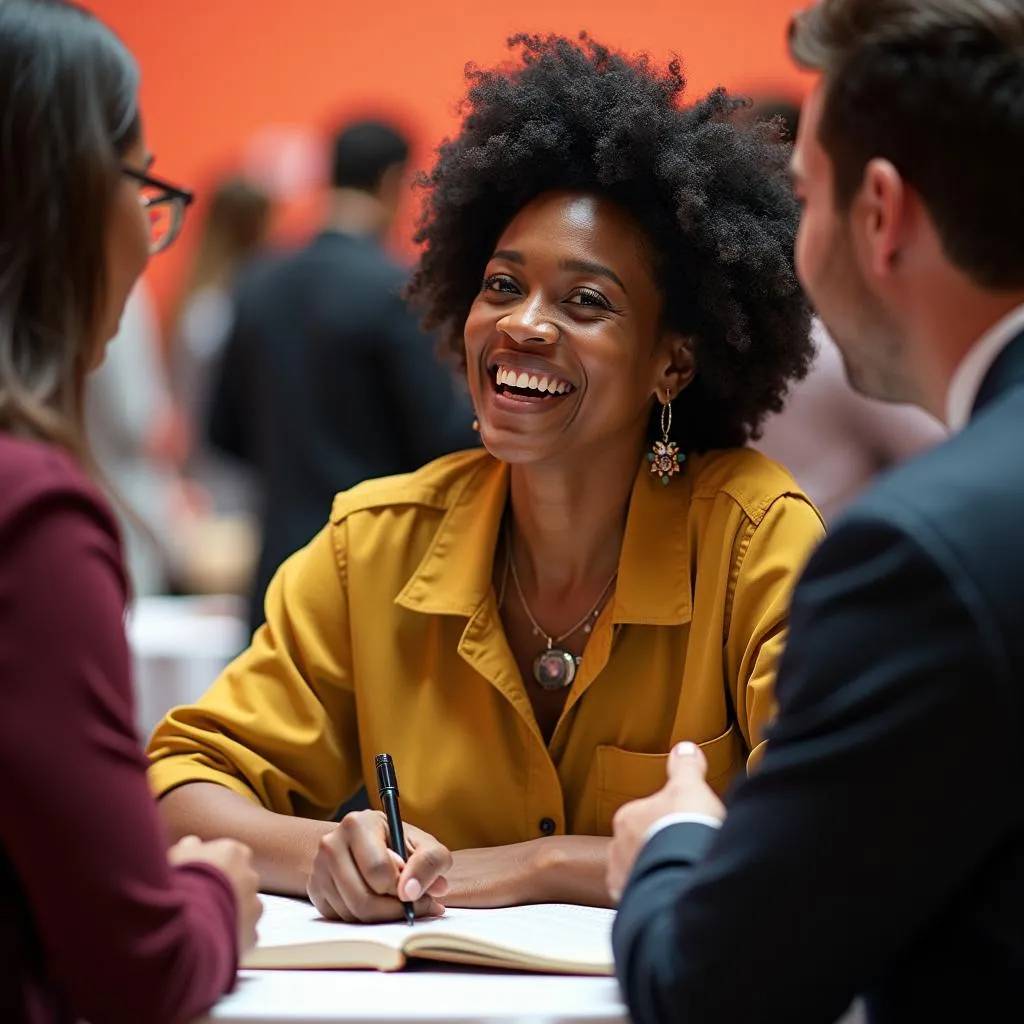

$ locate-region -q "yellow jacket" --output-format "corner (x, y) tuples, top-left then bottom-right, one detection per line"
(148, 448), (823, 851)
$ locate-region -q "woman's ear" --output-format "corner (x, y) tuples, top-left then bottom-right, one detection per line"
(656, 334), (696, 402)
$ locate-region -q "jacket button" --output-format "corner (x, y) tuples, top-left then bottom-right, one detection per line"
(539, 817), (556, 836)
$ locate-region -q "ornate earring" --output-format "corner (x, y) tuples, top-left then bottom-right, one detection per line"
(647, 391), (685, 485)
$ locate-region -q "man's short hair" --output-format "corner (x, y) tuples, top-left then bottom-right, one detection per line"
(330, 120), (409, 192)
(789, 0), (1024, 288)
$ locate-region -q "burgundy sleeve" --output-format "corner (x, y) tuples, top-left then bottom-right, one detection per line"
(0, 479), (239, 1024)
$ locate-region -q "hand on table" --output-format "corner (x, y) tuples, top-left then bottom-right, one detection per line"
(606, 742), (725, 903)
(308, 810), (451, 922)
(169, 834), (263, 953)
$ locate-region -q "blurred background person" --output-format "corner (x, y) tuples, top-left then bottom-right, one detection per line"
(207, 118), (478, 635)
(748, 95), (946, 521)
(172, 176), (272, 521)
(85, 278), (185, 595)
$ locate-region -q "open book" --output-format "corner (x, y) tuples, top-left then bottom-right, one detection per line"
(244, 894), (615, 975)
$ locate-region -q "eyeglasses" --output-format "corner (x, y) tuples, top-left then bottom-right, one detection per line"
(121, 166), (194, 255)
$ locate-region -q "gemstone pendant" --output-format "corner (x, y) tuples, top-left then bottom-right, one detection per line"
(532, 647), (578, 691)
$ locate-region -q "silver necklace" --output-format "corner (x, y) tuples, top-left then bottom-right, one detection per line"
(503, 520), (617, 691)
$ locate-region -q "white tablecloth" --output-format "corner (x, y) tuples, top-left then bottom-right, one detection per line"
(201, 969), (627, 1024)
(127, 594), (249, 740)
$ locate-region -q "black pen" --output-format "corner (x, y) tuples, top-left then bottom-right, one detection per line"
(375, 752), (415, 925)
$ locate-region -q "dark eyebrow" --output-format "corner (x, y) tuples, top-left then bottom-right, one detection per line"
(560, 258), (626, 293)
(490, 250), (628, 294)
(491, 249), (525, 264)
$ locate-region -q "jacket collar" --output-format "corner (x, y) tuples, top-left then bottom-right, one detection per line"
(396, 455), (693, 626)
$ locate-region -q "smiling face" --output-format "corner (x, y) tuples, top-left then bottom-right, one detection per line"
(463, 191), (691, 466)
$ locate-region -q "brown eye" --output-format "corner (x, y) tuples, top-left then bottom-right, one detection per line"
(567, 288), (610, 309)
(482, 274), (519, 294)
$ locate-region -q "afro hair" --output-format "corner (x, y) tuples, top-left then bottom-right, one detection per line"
(407, 33), (814, 450)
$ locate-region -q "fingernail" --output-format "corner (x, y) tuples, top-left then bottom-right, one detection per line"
(673, 741), (699, 757)
(404, 878), (422, 901)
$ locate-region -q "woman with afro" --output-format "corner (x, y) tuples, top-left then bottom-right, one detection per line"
(149, 33), (824, 920)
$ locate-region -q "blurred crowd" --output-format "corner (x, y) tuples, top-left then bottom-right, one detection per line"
(95, 94), (944, 628)
(91, 119), (477, 632)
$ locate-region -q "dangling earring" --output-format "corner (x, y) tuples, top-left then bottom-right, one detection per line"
(472, 417), (480, 432)
(647, 390), (685, 485)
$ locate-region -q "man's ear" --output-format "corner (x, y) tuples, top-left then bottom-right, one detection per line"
(859, 157), (907, 278)
(656, 334), (696, 401)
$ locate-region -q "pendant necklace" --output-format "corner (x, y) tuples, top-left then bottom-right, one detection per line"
(502, 519), (617, 691)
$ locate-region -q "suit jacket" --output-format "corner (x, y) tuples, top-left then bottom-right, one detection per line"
(613, 330), (1024, 1024)
(208, 230), (478, 633)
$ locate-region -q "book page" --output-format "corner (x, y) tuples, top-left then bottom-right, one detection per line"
(409, 903), (615, 972)
(253, 894), (419, 952)
(251, 896), (615, 974)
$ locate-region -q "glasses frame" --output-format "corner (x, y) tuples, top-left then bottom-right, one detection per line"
(121, 165), (195, 254)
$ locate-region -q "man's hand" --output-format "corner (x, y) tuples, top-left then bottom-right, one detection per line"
(607, 742), (726, 902)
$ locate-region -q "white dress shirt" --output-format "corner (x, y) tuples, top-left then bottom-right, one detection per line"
(643, 812), (723, 844)
(946, 302), (1024, 431)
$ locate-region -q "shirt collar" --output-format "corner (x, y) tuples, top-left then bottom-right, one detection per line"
(946, 302), (1024, 432)
(396, 455), (692, 626)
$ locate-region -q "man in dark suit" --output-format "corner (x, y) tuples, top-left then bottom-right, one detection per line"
(208, 120), (477, 634)
(608, 2), (1024, 1022)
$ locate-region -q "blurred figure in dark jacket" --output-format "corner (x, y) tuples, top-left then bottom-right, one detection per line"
(208, 119), (477, 634)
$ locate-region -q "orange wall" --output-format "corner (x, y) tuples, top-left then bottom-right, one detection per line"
(88, 0), (810, 322)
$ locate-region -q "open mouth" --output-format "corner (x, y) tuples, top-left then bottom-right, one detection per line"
(489, 363), (577, 402)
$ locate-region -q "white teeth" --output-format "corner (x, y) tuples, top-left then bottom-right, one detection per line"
(494, 364), (573, 396)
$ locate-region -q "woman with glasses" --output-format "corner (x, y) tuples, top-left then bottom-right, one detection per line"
(0, 3), (259, 1022)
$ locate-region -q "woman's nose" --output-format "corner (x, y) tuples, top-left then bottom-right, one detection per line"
(497, 294), (559, 346)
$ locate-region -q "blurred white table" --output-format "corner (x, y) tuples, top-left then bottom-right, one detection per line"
(127, 594), (249, 740)
(201, 969), (628, 1024)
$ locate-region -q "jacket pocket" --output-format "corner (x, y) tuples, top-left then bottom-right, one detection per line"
(594, 723), (744, 834)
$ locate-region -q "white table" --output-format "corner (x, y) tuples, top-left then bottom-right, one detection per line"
(201, 969), (628, 1024)
(127, 594), (249, 740)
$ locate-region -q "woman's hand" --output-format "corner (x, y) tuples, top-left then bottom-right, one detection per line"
(168, 834), (263, 954)
(307, 810), (451, 922)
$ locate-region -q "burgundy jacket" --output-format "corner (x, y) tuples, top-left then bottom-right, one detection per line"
(0, 435), (238, 1024)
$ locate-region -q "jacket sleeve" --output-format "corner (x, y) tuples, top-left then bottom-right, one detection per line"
(147, 515), (362, 819)
(614, 512), (1019, 1024)
(206, 292), (253, 465)
(0, 481), (238, 1024)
